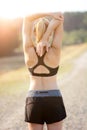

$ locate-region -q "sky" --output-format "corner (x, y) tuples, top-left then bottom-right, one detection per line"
(0, 0), (87, 19)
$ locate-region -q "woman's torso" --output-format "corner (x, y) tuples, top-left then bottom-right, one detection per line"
(25, 46), (61, 91)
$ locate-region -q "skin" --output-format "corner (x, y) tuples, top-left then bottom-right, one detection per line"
(36, 19), (62, 56)
(25, 12), (64, 21)
(22, 12), (64, 130)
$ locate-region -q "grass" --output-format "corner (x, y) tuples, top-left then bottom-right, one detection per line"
(58, 43), (87, 76)
(61, 43), (87, 63)
(0, 43), (87, 96)
(0, 67), (29, 96)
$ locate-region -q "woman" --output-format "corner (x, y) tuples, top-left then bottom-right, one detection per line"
(22, 12), (66, 130)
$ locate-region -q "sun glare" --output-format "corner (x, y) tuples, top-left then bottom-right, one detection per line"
(0, 0), (86, 19)
(0, 0), (27, 19)
(0, 0), (43, 19)
(0, 0), (62, 19)
(0, 0), (65, 19)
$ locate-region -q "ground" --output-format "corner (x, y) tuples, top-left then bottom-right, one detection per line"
(61, 52), (87, 130)
(0, 45), (87, 130)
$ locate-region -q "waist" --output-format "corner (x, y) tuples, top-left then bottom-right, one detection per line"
(29, 75), (58, 90)
(26, 89), (62, 97)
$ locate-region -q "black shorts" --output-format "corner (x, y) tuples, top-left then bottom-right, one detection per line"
(24, 89), (67, 124)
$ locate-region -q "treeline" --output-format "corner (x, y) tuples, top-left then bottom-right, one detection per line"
(63, 12), (87, 45)
(64, 12), (87, 31)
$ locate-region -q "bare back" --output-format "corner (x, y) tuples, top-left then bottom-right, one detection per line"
(23, 16), (63, 91)
(26, 46), (61, 90)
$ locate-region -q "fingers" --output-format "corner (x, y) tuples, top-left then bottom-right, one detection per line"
(36, 44), (41, 56)
(46, 45), (48, 52)
(57, 15), (64, 21)
(46, 43), (50, 52)
(36, 42), (44, 57)
(52, 12), (64, 22)
(36, 42), (50, 57)
(40, 45), (43, 56)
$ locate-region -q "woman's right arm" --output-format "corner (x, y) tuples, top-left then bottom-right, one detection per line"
(41, 19), (61, 42)
(52, 22), (64, 49)
(25, 12), (64, 21)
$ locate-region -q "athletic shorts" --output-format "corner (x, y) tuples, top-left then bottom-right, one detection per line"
(24, 89), (67, 124)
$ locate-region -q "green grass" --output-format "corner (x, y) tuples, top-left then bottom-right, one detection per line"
(0, 67), (29, 96)
(0, 81), (28, 96)
(58, 43), (87, 77)
(58, 61), (73, 76)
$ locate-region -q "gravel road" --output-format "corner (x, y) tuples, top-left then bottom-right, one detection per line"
(0, 51), (87, 130)
(60, 51), (87, 130)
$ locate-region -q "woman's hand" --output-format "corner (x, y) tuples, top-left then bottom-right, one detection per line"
(36, 41), (50, 57)
(51, 12), (64, 22)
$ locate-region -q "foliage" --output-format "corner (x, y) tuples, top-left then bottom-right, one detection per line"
(64, 12), (87, 31)
(63, 29), (87, 45)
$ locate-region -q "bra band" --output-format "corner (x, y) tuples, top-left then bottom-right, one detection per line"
(28, 48), (59, 77)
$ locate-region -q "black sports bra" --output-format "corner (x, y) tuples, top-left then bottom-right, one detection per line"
(28, 48), (59, 77)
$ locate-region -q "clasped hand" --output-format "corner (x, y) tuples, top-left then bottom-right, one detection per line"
(35, 12), (64, 56)
(52, 12), (64, 22)
(36, 41), (50, 57)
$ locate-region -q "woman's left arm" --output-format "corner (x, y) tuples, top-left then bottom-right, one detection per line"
(22, 17), (33, 50)
(22, 17), (34, 66)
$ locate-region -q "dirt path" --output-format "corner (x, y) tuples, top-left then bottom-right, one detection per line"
(60, 51), (87, 130)
(0, 51), (87, 130)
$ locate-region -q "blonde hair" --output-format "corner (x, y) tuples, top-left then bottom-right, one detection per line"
(32, 17), (54, 46)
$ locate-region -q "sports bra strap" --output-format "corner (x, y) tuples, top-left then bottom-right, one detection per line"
(28, 47), (59, 77)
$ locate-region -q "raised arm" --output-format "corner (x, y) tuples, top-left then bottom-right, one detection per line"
(41, 19), (61, 43)
(52, 22), (64, 49)
(35, 18), (64, 56)
(22, 17), (35, 66)
(22, 17), (33, 51)
(25, 12), (64, 21)
(22, 12), (64, 57)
